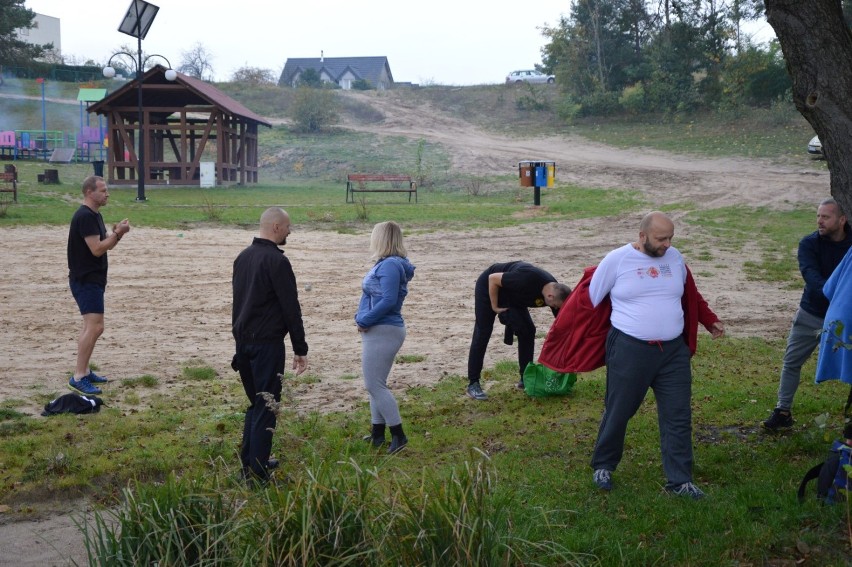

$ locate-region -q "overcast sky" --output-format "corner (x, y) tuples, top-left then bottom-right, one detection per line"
(24, 1), (776, 86)
(24, 0), (570, 85)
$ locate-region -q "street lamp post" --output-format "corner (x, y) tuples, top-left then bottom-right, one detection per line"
(102, 1), (175, 202)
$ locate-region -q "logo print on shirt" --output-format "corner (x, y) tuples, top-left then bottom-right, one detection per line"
(646, 266), (660, 278)
(659, 264), (673, 277)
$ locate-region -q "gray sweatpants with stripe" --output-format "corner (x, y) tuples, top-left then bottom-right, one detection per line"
(361, 324), (406, 426)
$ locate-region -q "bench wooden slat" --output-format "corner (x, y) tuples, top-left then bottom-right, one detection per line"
(348, 174), (412, 182)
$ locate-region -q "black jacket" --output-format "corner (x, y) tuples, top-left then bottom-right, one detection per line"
(232, 238), (308, 355)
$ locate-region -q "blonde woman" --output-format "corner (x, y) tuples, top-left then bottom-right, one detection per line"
(355, 221), (415, 453)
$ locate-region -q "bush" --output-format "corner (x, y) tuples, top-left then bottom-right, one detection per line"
(578, 91), (622, 117)
(619, 83), (647, 115)
(298, 68), (323, 88)
(288, 87), (340, 132)
(556, 96), (582, 123)
(515, 83), (550, 111)
(351, 78), (372, 90)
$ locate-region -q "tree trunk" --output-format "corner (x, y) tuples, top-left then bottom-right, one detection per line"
(765, 0), (852, 214)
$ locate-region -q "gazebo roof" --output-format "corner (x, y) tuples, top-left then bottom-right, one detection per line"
(89, 65), (271, 127)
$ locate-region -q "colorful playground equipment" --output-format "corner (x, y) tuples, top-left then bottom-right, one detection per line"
(0, 129), (105, 162)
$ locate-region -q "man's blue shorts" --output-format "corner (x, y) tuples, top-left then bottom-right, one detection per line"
(70, 279), (105, 315)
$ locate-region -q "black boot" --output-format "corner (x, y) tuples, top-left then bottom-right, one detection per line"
(363, 423), (386, 447)
(388, 424), (408, 454)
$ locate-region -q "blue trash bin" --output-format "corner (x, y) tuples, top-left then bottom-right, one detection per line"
(534, 165), (547, 186)
(92, 161), (104, 176)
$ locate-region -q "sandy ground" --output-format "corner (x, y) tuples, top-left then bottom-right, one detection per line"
(0, 92), (832, 565)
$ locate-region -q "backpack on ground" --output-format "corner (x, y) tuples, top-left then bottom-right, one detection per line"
(41, 392), (104, 416)
(797, 440), (852, 504)
(797, 390), (852, 505)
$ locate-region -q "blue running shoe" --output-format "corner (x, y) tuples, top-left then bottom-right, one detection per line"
(593, 469), (613, 491)
(68, 376), (102, 395)
(87, 371), (109, 384)
(665, 482), (705, 500)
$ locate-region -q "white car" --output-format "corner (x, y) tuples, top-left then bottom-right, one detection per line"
(506, 70), (555, 84)
(808, 135), (823, 157)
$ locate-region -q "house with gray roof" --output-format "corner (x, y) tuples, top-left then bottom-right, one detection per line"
(278, 56), (394, 90)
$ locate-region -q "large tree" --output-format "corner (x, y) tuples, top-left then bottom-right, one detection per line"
(0, 0), (52, 65)
(765, 0), (852, 214)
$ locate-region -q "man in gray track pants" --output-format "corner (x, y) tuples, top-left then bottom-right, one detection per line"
(762, 198), (851, 430)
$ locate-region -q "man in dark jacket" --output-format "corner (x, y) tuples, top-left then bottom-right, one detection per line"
(763, 198), (852, 430)
(233, 207), (308, 482)
(466, 261), (570, 400)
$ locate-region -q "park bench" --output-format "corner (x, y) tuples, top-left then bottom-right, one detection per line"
(1, 171), (17, 202)
(346, 173), (417, 203)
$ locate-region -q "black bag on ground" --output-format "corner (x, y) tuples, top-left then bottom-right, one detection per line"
(797, 388), (852, 504)
(41, 393), (104, 416)
(798, 439), (852, 504)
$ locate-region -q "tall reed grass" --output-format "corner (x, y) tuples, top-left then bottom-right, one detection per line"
(80, 453), (591, 566)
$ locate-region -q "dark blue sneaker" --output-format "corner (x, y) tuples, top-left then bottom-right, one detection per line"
(68, 376), (102, 395)
(87, 371), (109, 384)
(665, 482), (706, 500)
(593, 469), (613, 491)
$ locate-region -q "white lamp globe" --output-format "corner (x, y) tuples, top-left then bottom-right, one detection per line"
(164, 69), (177, 81)
(103, 66), (116, 79)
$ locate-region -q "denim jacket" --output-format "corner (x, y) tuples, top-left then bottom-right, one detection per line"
(355, 256), (415, 328)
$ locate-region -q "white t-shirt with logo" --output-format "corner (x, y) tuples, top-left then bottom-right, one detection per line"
(589, 243), (687, 341)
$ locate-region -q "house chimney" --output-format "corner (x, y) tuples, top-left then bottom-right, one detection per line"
(320, 50), (324, 62)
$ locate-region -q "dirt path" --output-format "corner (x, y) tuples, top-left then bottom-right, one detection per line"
(340, 90), (828, 211)
(0, 92), (831, 565)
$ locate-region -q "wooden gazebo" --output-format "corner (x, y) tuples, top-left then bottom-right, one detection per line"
(88, 65), (271, 186)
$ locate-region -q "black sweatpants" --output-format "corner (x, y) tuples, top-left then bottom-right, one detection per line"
(467, 271), (536, 384)
(236, 341), (285, 480)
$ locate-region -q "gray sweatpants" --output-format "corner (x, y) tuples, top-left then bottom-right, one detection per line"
(591, 327), (694, 488)
(361, 324), (406, 426)
(776, 308), (823, 410)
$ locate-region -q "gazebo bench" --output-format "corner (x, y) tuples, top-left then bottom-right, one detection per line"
(346, 173), (417, 203)
(0, 172), (17, 202)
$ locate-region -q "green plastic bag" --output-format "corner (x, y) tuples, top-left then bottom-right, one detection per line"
(522, 363), (577, 397)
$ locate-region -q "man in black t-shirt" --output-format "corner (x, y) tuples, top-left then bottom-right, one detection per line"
(66, 176), (129, 395)
(466, 261), (571, 400)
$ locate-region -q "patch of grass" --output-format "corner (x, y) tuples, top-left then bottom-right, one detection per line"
(570, 105), (817, 163)
(122, 375), (159, 388)
(395, 354), (426, 364)
(0, 163), (646, 232)
(0, 408), (27, 421)
(122, 392), (141, 405)
(0, 399), (28, 410)
(0, 419), (36, 437)
(182, 365), (218, 381)
(290, 373), (321, 386)
(687, 206), (813, 284)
